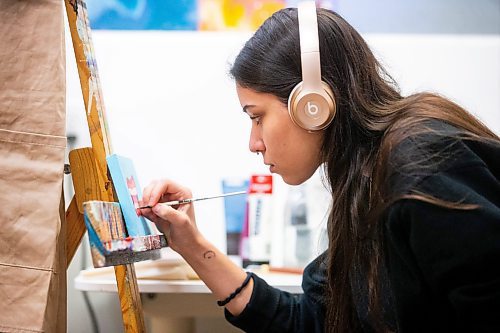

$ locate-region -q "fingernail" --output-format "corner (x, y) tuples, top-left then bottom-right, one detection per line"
(152, 205), (160, 214)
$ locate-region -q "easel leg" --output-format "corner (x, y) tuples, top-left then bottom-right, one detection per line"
(115, 264), (146, 332)
(66, 196), (86, 266)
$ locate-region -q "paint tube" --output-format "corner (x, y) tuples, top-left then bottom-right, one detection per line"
(242, 174), (273, 267)
(221, 177), (249, 256)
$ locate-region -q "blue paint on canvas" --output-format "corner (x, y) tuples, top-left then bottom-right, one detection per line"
(107, 154), (152, 236)
(86, 0), (197, 30)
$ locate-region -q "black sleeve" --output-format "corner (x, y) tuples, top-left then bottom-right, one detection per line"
(224, 253), (327, 333)
(384, 162), (500, 332)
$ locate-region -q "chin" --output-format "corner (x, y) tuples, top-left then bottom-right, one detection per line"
(280, 173), (311, 186)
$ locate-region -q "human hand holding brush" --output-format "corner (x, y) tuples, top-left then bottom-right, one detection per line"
(140, 178), (254, 317)
(139, 180), (246, 252)
(139, 179), (200, 253)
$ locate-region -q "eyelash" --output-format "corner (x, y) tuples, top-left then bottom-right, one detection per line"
(250, 115), (261, 125)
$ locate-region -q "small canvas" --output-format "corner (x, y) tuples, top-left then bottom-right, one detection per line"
(83, 200), (166, 267)
(107, 153), (152, 236)
(83, 201), (125, 267)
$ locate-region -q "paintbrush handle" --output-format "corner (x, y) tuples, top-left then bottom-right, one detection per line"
(138, 191), (247, 209)
(161, 190), (247, 206)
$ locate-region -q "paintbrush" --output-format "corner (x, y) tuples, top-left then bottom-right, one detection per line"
(137, 190), (247, 209)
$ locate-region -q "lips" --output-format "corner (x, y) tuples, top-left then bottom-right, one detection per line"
(265, 163), (276, 173)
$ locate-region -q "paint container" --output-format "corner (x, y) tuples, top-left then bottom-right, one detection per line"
(283, 184), (312, 268)
(283, 170), (330, 269)
(242, 174), (273, 267)
(221, 178), (249, 256)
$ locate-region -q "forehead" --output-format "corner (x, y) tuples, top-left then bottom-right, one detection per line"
(236, 84), (284, 109)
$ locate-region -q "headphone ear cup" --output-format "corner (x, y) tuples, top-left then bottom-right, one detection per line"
(288, 81), (336, 131)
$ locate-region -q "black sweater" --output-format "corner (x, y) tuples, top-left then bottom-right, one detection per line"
(226, 124), (500, 332)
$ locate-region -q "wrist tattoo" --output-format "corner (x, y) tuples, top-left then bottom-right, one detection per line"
(203, 250), (216, 259)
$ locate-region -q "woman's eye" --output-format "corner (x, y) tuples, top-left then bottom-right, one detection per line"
(250, 115), (261, 125)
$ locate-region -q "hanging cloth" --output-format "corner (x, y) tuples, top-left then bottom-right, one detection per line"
(0, 1), (67, 332)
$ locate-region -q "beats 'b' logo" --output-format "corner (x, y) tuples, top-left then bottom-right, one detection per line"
(305, 101), (319, 117)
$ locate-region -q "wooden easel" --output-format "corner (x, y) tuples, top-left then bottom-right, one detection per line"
(64, 0), (145, 331)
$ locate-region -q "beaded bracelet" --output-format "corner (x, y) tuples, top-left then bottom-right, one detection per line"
(217, 272), (253, 307)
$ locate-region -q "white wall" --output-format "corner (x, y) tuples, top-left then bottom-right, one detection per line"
(66, 31), (499, 332)
(366, 34), (500, 132)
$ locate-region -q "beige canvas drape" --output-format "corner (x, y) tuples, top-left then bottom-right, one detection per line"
(0, 1), (67, 332)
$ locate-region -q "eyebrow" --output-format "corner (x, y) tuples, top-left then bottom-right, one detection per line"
(242, 105), (256, 114)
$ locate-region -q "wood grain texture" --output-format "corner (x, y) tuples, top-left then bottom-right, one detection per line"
(115, 264), (146, 332)
(66, 196), (86, 265)
(64, 1), (146, 331)
(64, 0), (112, 167)
(69, 148), (108, 213)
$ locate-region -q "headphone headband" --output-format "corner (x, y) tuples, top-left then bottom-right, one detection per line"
(288, 1), (336, 132)
(298, 1), (322, 91)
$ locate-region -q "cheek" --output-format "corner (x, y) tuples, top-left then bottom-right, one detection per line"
(272, 130), (294, 156)
(294, 132), (323, 162)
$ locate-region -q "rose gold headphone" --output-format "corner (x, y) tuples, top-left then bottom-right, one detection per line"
(288, 1), (336, 131)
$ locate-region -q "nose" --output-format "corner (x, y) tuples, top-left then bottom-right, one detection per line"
(248, 126), (265, 154)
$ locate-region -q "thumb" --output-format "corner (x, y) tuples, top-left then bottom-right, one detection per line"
(152, 204), (187, 226)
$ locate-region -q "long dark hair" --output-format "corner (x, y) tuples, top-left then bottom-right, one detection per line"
(230, 7), (499, 332)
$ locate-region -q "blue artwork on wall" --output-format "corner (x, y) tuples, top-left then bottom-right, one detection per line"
(86, 0), (197, 30)
(84, 0), (338, 31)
